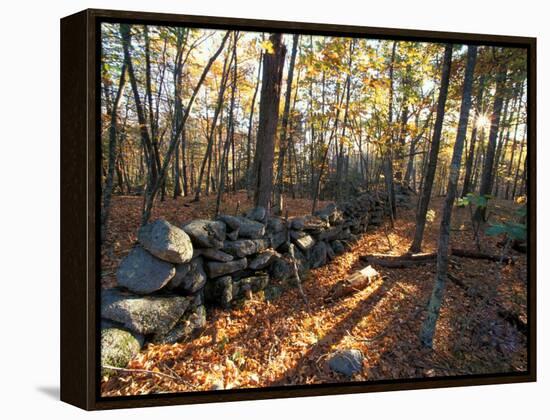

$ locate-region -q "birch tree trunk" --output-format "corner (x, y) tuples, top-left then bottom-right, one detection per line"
(420, 46), (477, 348)
(409, 44), (453, 253)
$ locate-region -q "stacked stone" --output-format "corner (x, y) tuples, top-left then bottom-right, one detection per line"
(394, 183), (416, 209)
(101, 193), (386, 370)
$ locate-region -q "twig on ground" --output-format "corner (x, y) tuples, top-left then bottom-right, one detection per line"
(102, 365), (197, 388)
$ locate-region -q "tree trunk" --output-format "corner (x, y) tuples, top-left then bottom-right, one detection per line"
(409, 44), (453, 253)
(215, 33), (239, 216)
(252, 33), (287, 211)
(194, 39), (233, 202)
(141, 31), (230, 224)
(476, 58), (507, 220)
(461, 75), (486, 197)
(420, 46), (477, 348)
(274, 34), (299, 214)
(246, 50), (263, 198)
(120, 24), (157, 197)
(383, 41), (398, 221)
(101, 63), (127, 241)
(505, 83), (524, 199)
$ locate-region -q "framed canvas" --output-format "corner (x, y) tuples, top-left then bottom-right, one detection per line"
(60, 8), (536, 410)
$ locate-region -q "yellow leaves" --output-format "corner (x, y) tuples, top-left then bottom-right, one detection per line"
(515, 195), (527, 205)
(260, 39), (274, 54)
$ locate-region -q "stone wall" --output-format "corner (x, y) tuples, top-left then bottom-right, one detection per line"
(100, 190), (413, 369)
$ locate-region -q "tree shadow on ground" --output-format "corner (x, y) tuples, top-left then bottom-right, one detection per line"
(265, 274), (397, 386)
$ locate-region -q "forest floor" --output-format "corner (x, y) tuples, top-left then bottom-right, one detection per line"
(101, 192), (527, 396)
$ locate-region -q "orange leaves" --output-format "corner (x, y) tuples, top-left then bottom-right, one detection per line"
(101, 195), (527, 397)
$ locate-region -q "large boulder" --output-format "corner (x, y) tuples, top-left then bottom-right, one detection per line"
(205, 258), (247, 278)
(309, 241), (327, 268)
(217, 215), (265, 239)
(152, 305), (207, 344)
(138, 219), (193, 264)
(101, 289), (190, 336)
(328, 349), (364, 376)
(169, 257), (207, 294)
(182, 219), (226, 249)
(101, 327), (143, 369)
(117, 246), (175, 294)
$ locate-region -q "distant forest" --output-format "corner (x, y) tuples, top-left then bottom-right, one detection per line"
(100, 24), (527, 231)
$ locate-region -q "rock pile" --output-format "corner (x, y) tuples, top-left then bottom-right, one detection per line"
(101, 192), (395, 370)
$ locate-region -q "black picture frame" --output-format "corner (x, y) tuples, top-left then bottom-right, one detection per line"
(60, 8), (537, 410)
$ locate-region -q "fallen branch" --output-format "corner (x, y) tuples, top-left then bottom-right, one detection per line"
(325, 265), (380, 302)
(360, 248), (514, 267)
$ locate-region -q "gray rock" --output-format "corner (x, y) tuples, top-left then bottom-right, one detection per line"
(182, 219), (226, 249)
(189, 289), (205, 308)
(138, 219), (194, 264)
(292, 231), (315, 251)
(198, 248), (234, 262)
(328, 349), (364, 376)
(206, 258), (247, 278)
(331, 240), (345, 254)
(264, 285), (283, 301)
(117, 246), (175, 294)
(317, 225), (343, 241)
(309, 241), (327, 268)
(286, 245), (309, 276)
(336, 227), (352, 241)
(269, 256), (293, 281)
(249, 250), (279, 270)
(217, 215), (265, 239)
(315, 203), (344, 225)
(234, 273), (270, 297)
(204, 276), (233, 308)
(302, 215), (329, 231)
(326, 242), (335, 260)
(270, 230), (288, 250)
(266, 217), (285, 233)
(245, 206), (266, 222)
(254, 238), (271, 252)
(152, 305), (207, 344)
(101, 289), (191, 336)
(169, 257), (207, 294)
(222, 239), (258, 258)
(226, 229), (239, 241)
(101, 327), (143, 369)
(290, 217), (305, 230)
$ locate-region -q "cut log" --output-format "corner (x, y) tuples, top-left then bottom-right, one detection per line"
(325, 265), (380, 302)
(360, 248), (513, 267)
